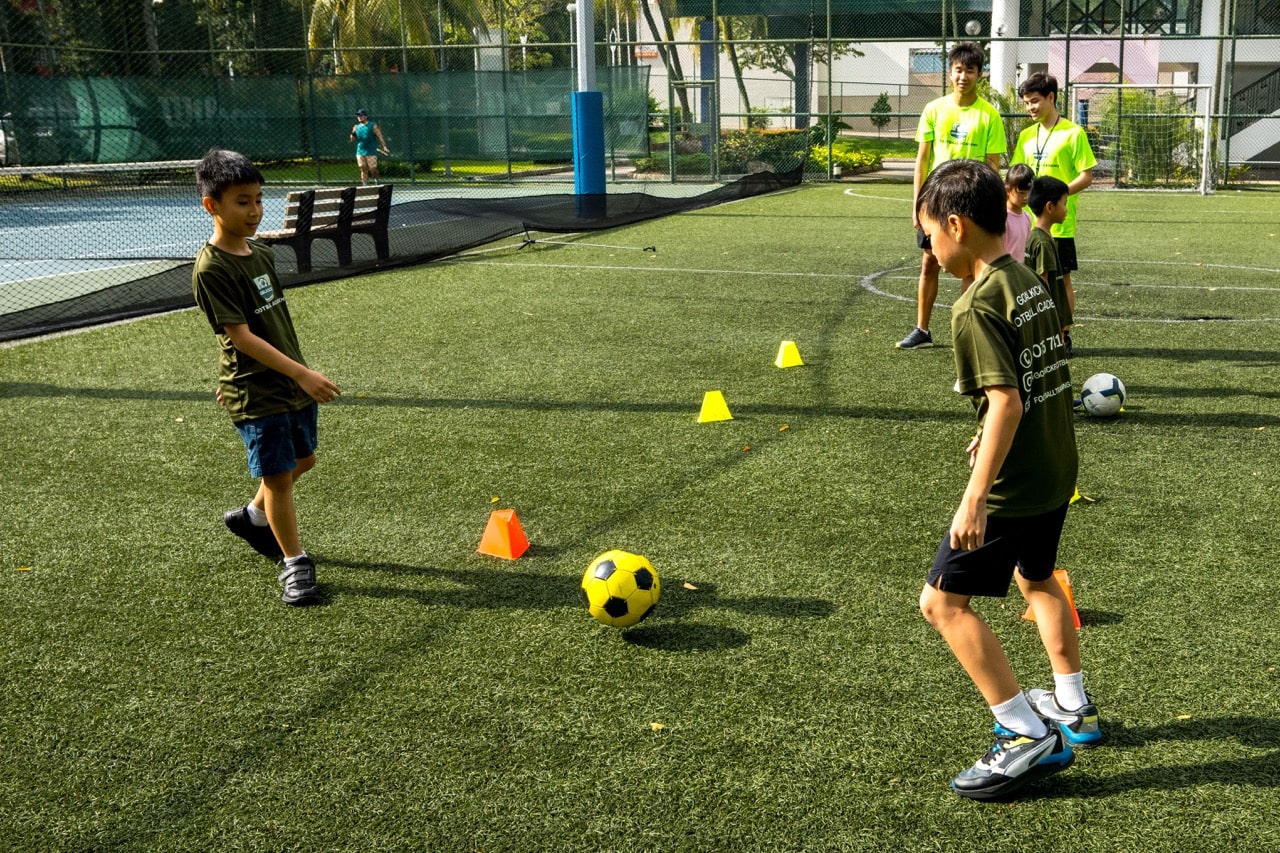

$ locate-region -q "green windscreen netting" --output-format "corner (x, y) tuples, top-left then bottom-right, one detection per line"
(0, 68), (651, 166)
(0, 62), (809, 342)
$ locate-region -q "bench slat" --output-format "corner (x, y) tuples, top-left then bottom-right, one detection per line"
(260, 185), (392, 272)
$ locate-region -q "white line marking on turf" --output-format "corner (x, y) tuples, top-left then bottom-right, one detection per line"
(859, 266), (1280, 323)
(450, 258), (864, 280)
(1082, 259), (1280, 276)
(842, 189), (911, 202)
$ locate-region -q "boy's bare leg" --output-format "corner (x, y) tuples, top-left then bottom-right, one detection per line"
(916, 251), (940, 332)
(920, 583), (1021, 706)
(255, 454), (316, 559)
(1016, 573), (1082, 675)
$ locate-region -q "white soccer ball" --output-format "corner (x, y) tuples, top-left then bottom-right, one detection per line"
(1080, 372), (1127, 417)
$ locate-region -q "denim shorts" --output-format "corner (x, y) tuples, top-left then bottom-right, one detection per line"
(926, 502), (1070, 598)
(235, 403), (319, 478)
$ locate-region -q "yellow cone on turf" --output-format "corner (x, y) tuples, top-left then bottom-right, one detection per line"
(775, 340), (804, 368)
(698, 390), (733, 423)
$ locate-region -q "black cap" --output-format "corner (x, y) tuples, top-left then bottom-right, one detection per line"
(356, 108), (368, 117)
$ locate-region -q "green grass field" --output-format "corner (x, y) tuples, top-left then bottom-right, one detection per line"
(2, 183), (1279, 851)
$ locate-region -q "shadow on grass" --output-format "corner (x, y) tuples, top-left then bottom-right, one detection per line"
(1077, 347), (1280, 367)
(622, 622), (751, 651)
(318, 557), (835, 646)
(1044, 716), (1280, 797)
(1075, 608), (1124, 626)
(0, 381), (210, 402)
(0, 380), (972, 425)
(334, 393), (970, 425)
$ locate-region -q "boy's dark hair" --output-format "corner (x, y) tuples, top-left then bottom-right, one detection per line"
(1017, 72), (1059, 104)
(916, 159), (1006, 237)
(196, 148), (264, 200)
(1028, 175), (1070, 216)
(1005, 163), (1034, 191)
(947, 41), (985, 71)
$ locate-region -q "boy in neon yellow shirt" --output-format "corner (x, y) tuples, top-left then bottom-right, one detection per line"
(897, 42), (1007, 351)
(1010, 72), (1097, 355)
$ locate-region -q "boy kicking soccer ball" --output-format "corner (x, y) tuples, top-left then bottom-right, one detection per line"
(915, 159), (1101, 800)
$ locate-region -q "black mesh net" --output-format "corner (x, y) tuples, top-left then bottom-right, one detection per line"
(0, 160), (804, 342)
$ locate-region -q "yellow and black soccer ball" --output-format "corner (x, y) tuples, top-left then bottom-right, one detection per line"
(580, 550), (661, 628)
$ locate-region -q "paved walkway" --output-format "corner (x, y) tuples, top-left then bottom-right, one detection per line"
(842, 157), (914, 183)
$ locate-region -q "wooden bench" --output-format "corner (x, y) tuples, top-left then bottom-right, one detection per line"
(259, 184), (392, 273)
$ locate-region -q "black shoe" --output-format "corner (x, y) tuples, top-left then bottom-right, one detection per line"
(278, 557), (321, 606)
(896, 327), (934, 350)
(224, 506), (283, 559)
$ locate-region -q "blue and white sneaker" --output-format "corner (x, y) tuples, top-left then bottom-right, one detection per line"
(951, 723), (1075, 800)
(1028, 688), (1103, 748)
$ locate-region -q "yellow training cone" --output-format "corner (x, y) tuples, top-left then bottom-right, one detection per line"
(698, 390), (733, 423)
(775, 340), (804, 368)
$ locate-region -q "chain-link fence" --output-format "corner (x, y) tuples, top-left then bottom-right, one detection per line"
(2, 1), (1277, 184)
(2, 1), (1277, 340)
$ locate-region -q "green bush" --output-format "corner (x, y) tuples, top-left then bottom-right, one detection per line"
(380, 159), (433, 177)
(807, 144), (882, 175)
(718, 129), (808, 173)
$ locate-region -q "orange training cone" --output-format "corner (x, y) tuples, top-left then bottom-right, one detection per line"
(1022, 568), (1081, 628)
(477, 508), (530, 559)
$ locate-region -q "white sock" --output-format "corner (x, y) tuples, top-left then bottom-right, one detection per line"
(991, 693), (1049, 739)
(284, 552), (309, 566)
(245, 502), (269, 526)
(1054, 672), (1088, 711)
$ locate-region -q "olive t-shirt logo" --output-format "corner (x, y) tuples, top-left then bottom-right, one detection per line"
(253, 274), (274, 301)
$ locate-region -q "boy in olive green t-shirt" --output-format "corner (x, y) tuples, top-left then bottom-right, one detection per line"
(1025, 175), (1073, 348)
(914, 159), (1100, 801)
(192, 148), (341, 606)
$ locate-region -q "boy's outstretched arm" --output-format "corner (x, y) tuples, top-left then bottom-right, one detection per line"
(223, 323), (341, 404)
(951, 385), (1021, 551)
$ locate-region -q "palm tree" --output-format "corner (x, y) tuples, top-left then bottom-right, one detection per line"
(307, 0), (484, 73)
(636, 0), (692, 122)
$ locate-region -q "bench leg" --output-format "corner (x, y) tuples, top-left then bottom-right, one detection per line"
(373, 229), (390, 260)
(295, 240), (313, 274)
(336, 235), (353, 267)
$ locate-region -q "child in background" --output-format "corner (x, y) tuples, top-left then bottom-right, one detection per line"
(1003, 164), (1034, 261)
(1026, 175), (1074, 346)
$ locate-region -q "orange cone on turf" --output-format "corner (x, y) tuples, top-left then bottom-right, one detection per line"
(477, 508), (530, 559)
(1022, 568), (1081, 628)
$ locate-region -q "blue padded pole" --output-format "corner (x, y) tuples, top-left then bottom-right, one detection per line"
(572, 90), (606, 198)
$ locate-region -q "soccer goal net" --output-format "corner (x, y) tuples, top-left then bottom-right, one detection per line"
(1069, 83), (1215, 194)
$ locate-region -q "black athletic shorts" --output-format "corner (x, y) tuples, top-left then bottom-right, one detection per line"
(926, 501), (1070, 598)
(1055, 237), (1078, 273)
